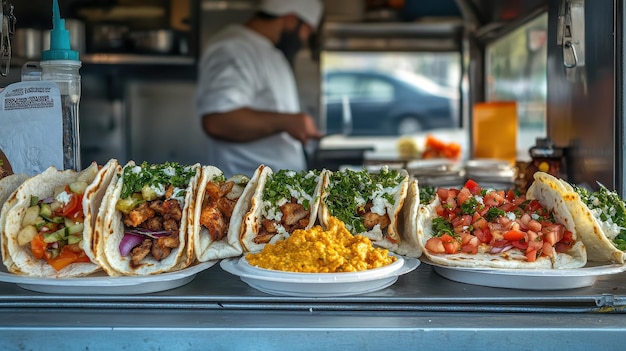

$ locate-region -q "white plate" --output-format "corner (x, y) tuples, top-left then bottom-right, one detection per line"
(423, 258), (626, 290)
(0, 260), (217, 294)
(220, 255), (420, 297)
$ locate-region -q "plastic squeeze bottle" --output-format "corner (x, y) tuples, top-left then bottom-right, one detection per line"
(40, 0), (82, 171)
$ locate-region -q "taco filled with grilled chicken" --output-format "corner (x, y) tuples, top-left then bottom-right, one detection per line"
(240, 166), (324, 252)
(96, 161), (200, 276)
(191, 165), (260, 261)
(1, 160), (118, 277)
(534, 172), (626, 263)
(318, 167), (420, 257)
(416, 176), (586, 269)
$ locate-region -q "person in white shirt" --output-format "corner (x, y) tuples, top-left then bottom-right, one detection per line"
(195, 0), (324, 177)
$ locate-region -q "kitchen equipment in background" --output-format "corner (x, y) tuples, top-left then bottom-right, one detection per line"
(89, 22), (129, 52)
(472, 101), (517, 165)
(13, 28), (41, 59)
(129, 29), (175, 54)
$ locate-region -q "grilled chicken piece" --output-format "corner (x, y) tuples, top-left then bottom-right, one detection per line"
(253, 232), (275, 244)
(217, 197), (236, 219)
(150, 199), (182, 221)
(163, 218), (178, 231)
(219, 181), (234, 197)
(284, 218), (309, 233)
(151, 242), (171, 261)
(363, 212), (390, 230)
(124, 202), (156, 227)
(151, 234), (180, 261)
(261, 219), (278, 234)
(200, 202), (227, 240)
(280, 202), (309, 226)
(131, 238), (152, 266)
(140, 216), (164, 231)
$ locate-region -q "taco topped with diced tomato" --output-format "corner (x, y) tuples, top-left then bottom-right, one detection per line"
(533, 172), (626, 264)
(416, 177), (587, 269)
(1, 160), (118, 277)
(96, 161), (200, 276)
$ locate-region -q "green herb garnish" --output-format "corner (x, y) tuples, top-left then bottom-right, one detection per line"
(461, 196), (481, 215)
(432, 217), (455, 237)
(263, 169), (320, 211)
(419, 185), (436, 205)
(120, 161), (196, 199)
(325, 167), (405, 234)
(485, 207), (506, 222)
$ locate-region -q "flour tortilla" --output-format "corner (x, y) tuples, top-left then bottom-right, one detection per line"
(97, 161), (201, 276)
(318, 168), (410, 250)
(417, 174), (587, 269)
(191, 165), (261, 261)
(0, 173), (30, 271)
(81, 159), (121, 264)
(240, 166), (324, 252)
(0, 173), (29, 210)
(376, 178), (422, 258)
(1, 164), (117, 277)
(535, 172), (626, 263)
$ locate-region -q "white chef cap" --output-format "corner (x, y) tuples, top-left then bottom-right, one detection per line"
(258, 0), (324, 28)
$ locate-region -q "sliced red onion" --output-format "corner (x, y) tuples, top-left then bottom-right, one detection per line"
(126, 229), (174, 238)
(41, 197), (55, 204)
(119, 233), (144, 256)
(490, 245), (514, 254)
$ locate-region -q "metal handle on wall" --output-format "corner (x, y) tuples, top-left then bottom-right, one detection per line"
(563, 40), (578, 68)
(557, 0), (585, 79)
(0, 1), (16, 77)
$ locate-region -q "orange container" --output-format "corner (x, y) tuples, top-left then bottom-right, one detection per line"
(472, 101), (517, 165)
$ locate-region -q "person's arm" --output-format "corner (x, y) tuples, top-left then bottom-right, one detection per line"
(202, 107), (323, 144)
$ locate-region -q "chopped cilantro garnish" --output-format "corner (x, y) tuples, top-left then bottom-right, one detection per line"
(263, 169), (320, 211)
(485, 207), (506, 222)
(432, 217), (455, 237)
(461, 196), (481, 215)
(120, 162), (196, 199)
(326, 167), (405, 233)
(419, 186), (436, 205)
(574, 184), (626, 250)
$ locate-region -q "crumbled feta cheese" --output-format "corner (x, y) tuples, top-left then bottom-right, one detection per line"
(55, 191), (71, 205)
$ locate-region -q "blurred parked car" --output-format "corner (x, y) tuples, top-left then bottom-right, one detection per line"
(323, 70), (458, 136)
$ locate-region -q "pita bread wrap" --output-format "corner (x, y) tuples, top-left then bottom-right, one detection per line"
(1, 161), (118, 277)
(318, 167), (411, 254)
(191, 165), (260, 261)
(97, 161), (200, 276)
(240, 166), (324, 252)
(534, 172), (626, 263)
(417, 176), (586, 269)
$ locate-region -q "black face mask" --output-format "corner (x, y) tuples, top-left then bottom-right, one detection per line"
(275, 20), (303, 68)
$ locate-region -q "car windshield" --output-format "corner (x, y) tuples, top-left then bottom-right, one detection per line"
(321, 51), (461, 137)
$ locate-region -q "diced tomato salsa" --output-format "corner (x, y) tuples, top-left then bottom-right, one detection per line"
(30, 187), (90, 271)
(425, 179), (575, 262)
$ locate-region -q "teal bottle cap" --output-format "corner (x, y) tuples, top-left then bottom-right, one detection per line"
(41, 0), (79, 61)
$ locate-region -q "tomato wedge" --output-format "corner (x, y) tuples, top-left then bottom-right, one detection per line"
(503, 229), (526, 242)
(464, 179), (481, 195)
(60, 192), (83, 217)
(47, 246), (79, 271)
(31, 233), (46, 260)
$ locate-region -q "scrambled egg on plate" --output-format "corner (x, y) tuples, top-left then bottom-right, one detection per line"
(245, 216), (396, 273)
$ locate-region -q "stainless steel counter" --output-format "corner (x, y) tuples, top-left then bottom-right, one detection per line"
(1, 263), (626, 350)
